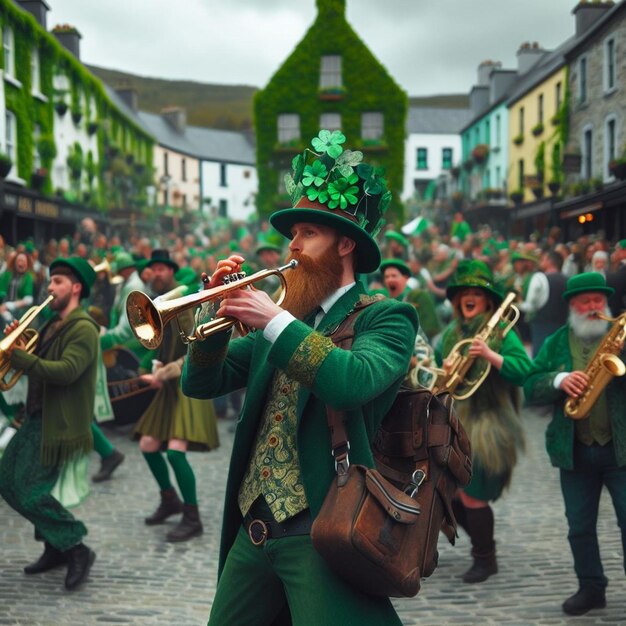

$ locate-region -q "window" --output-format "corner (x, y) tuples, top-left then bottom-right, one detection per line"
(538, 94), (544, 125)
(555, 81), (562, 111)
(519, 107), (525, 135)
(583, 127), (593, 179)
(320, 113), (341, 131)
(361, 112), (383, 140)
(495, 165), (501, 188)
(181, 158), (187, 182)
(485, 119), (490, 145)
(606, 117), (616, 178)
(218, 199), (228, 218)
(163, 152), (169, 176)
(220, 163), (227, 187)
(31, 47), (41, 94)
(3, 27), (14, 78)
(182, 193), (187, 208)
(495, 114), (501, 147)
(604, 38), (616, 92)
(277, 114), (300, 143)
(33, 124), (41, 170)
(320, 55), (342, 88)
(442, 148), (453, 170)
(416, 148), (428, 170)
(579, 57), (588, 103)
(518, 159), (524, 190)
(5, 110), (17, 171)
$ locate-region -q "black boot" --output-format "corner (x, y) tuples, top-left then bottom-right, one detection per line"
(462, 506), (498, 583)
(64, 543), (96, 590)
(451, 497), (468, 534)
(144, 488), (183, 525)
(562, 587), (606, 615)
(92, 449), (125, 483)
(24, 542), (67, 575)
(166, 504), (203, 542)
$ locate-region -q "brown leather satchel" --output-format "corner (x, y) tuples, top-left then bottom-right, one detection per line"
(310, 303), (472, 598)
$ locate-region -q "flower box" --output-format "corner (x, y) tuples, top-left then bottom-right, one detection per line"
(513, 134), (524, 146)
(0, 154), (13, 178)
(531, 123), (544, 137)
(55, 101), (68, 117)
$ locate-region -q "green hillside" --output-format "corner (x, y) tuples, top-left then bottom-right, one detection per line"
(88, 65), (469, 130)
(87, 65), (258, 130)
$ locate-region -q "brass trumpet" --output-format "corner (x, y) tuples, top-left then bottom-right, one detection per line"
(92, 259), (124, 285)
(126, 260), (298, 350)
(0, 294), (55, 391)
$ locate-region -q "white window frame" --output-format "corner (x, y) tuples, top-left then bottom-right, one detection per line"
(578, 56), (588, 104)
(31, 46), (41, 95)
(603, 36), (616, 94)
(320, 55), (342, 89)
(604, 115), (617, 180)
(3, 26), (15, 79)
(320, 112), (341, 131)
(361, 112), (383, 141)
(277, 114), (300, 144)
(5, 110), (17, 174)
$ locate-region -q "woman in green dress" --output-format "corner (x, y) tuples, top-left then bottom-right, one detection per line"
(435, 260), (531, 584)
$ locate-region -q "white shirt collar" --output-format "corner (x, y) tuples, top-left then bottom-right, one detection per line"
(317, 282), (356, 320)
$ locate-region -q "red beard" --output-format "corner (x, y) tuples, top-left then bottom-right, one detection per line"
(280, 246), (344, 320)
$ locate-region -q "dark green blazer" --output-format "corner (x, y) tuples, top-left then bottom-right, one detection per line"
(524, 324), (626, 469)
(182, 282), (418, 574)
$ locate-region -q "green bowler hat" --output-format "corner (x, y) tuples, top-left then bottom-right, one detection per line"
(511, 252), (538, 264)
(49, 256), (96, 299)
(380, 258), (412, 277)
(384, 231), (409, 248)
(446, 259), (503, 303)
(562, 272), (614, 300)
(255, 242), (282, 256)
(270, 129), (392, 274)
(113, 251), (136, 272)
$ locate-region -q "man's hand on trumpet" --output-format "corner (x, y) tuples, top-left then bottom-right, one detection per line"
(202, 254), (285, 331)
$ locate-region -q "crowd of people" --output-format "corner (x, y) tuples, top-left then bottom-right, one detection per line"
(0, 129), (624, 623)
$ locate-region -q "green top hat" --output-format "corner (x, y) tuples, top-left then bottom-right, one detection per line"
(113, 251), (135, 273)
(446, 259), (503, 303)
(380, 258), (412, 277)
(145, 249), (179, 273)
(174, 266), (199, 287)
(562, 272), (614, 300)
(270, 129), (391, 274)
(384, 231), (409, 248)
(49, 256), (96, 299)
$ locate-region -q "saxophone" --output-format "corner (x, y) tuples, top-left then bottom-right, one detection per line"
(432, 292), (520, 400)
(564, 312), (626, 419)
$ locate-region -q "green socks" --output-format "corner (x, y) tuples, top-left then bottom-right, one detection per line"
(91, 423), (114, 459)
(166, 450), (197, 505)
(142, 451), (172, 491)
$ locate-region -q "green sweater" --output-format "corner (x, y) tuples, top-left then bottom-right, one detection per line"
(524, 324), (626, 469)
(11, 307), (98, 465)
(182, 283), (418, 575)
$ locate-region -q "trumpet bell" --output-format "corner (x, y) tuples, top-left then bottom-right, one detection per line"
(126, 291), (163, 350)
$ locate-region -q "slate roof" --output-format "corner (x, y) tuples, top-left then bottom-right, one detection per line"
(407, 107), (473, 134)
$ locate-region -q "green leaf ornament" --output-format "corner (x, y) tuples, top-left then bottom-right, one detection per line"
(302, 160), (328, 187)
(311, 130), (346, 159)
(328, 174), (359, 210)
(306, 186), (330, 204)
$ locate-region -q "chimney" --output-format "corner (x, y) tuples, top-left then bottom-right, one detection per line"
(161, 107), (187, 134)
(17, 0), (50, 29)
(469, 85), (489, 117)
(116, 87), (139, 113)
(490, 69), (517, 104)
(316, 0), (346, 17)
(477, 60), (501, 86)
(516, 41), (545, 75)
(572, 1), (614, 37)
(52, 25), (82, 59)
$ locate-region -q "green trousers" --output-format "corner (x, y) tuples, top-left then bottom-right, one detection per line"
(0, 415), (87, 551)
(208, 525), (401, 626)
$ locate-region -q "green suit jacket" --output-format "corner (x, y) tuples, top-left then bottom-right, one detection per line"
(182, 282), (418, 574)
(523, 324), (626, 469)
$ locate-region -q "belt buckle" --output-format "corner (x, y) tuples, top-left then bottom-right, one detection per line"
(248, 519), (269, 546)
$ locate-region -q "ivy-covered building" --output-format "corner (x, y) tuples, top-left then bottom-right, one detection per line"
(0, 0), (155, 245)
(254, 0), (407, 221)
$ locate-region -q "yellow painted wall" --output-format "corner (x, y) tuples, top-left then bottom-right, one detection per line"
(507, 67), (566, 203)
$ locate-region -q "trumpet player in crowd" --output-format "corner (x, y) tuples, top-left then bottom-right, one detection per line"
(523, 272), (626, 617)
(0, 257), (98, 590)
(133, 249), (218, 543)
(434, 260), (531, 583)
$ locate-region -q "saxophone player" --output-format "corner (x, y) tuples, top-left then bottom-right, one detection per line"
(524, 272), (626, 617)
(434, 260), (531, 584)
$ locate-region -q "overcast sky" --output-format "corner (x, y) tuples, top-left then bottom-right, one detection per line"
(47, 0), (582, 96)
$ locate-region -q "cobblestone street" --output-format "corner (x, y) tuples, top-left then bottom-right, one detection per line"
(1, 407), (624, 626)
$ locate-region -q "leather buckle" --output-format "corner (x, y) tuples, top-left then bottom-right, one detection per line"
(247, 519), (269, 546)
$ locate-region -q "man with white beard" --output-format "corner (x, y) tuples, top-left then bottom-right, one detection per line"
(524, 272), (626, 617)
